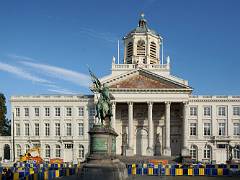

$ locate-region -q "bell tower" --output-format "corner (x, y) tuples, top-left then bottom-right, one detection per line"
(123, 14), (162, 65)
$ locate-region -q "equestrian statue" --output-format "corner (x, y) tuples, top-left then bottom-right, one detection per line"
(89, 68), (113, 126)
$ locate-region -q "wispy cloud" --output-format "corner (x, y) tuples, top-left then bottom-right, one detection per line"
(20, 61), (90, 87)
(47, 88), (76, 94)
(0, 61), (51, 84)
(77, 27), (119, 43)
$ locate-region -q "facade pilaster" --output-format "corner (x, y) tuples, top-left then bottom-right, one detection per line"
(164, 101), (171, 156)
(182, 102), (189, 156)
(84, 105), (89, 140)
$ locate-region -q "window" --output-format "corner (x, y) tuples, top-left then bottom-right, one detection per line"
(218, 106), (226, 116)
(190, 107), (197, 116)
(55, 107), (60, 116)
(66, 123), (72, 136)
(233, 106), (240, 116)
(204, 106), (211, 116)
(127, 42), (133, 59)
(78, 107), (84, 116)
(55, 145), (61, 158)
(35, 123), (39, 136)
(218, 123), (226, 136)
(204, 145), (212, 159)
(233, 146), (240, 159)
(190, 145), (197, 161)
(65, 144), (73, 149)
(66, 107), (72, 116)
(79, 144), (84, 158)
(25, 123), (29, 136)
(233, 123), (240, 135)
(79, 123), (84, 136)
(34, 107), (39, 116)
(203, 123), (211, 136)
(55, 123), (60, 136)
(45, 144), (50, 158)
(137, 40), (146, 56)
(89, 107), (95, 117)
(190, 123), (197, 136)
(16, 123), (20, 136)
(45, 123), (50, 136)
(24, 108), (29, 117)
(150, 42), (157, 59)
(25, 144), (30, 153)
(16, 144), (21, 157)
(16, 108), (20, 117)
(45, 107), (50, 116)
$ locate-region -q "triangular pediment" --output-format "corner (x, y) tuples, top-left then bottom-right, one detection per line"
(102, 68), (192, 91)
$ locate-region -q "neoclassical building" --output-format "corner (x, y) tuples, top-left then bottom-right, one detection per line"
(1, 15), (240, 164)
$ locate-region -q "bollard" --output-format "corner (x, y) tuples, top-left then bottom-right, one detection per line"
(148, 163), (154, 176)
(188, 168), (193, 176)
(44, 171), (48, 179)
(132, 164), (136, 175)
(165, 168), (170, 176)
(136, 164), (143, 175)
(13, 172), (19, 180)
(143, 164), (148, 175)
(217, 168), (223, 176)
(55, 170), (60, 177)
(199, 168), (204, 176)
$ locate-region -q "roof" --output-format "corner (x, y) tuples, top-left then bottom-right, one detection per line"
(125, 14), (159, 37)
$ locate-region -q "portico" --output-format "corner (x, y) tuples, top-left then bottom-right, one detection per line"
(110, 100), (189, 156)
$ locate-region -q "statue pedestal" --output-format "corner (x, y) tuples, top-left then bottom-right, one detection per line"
(80, 125), (128, 180)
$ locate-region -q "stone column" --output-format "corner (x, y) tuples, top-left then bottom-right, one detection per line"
(126, 102), (134, 156)
(111, 102), (116, 130)
(147, 102), (154, 155)
(182, 102), (189, 156)
(164, 102), (171, 156)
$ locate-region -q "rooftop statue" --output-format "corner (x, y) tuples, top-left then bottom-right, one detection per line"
(89, 68), (113, 126)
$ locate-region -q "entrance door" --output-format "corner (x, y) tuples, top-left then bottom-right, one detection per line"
(64, 144), (73, 162)
(216, 149), (227, 164)
(171, 136), (181, 156)
(136, 128), (148, 155)
(4, 144), (10, 160)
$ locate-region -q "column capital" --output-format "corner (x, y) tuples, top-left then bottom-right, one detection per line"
(112, 101), (116, 106)
(128, 102), (133, 106)
(147, 101), (153, 106)
(165, 101), (171, 105)
(183, 101), (189, 106)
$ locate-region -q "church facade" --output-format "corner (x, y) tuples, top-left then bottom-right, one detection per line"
(1, 15), (240, 164)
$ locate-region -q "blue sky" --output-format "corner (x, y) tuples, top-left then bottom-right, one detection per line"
(0, 0), (240, 118)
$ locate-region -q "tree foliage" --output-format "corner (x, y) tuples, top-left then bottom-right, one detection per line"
(0, 93), (11, 136)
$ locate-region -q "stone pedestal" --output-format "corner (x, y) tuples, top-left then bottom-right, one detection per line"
(80, 125), (128, 180)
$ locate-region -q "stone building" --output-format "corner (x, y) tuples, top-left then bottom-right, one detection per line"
(1, 15), (240, 164)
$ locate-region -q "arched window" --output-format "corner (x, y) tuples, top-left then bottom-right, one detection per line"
(79, 144), (84, 158)
(45, 144), (51, 158)
(25, 144), (30, 153)
(127, 42), (133, 58)
(16, 144), (21, 157)
(150, 42), (157, 59)
(55, 145), (61, 158)
(204, 145), (212, 159)
(137, 40), (146, 56)
(233, 146), (240, 159)
(190, 145), (198, 161)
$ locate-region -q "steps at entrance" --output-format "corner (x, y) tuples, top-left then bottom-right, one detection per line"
(116, 155), (176, 165)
